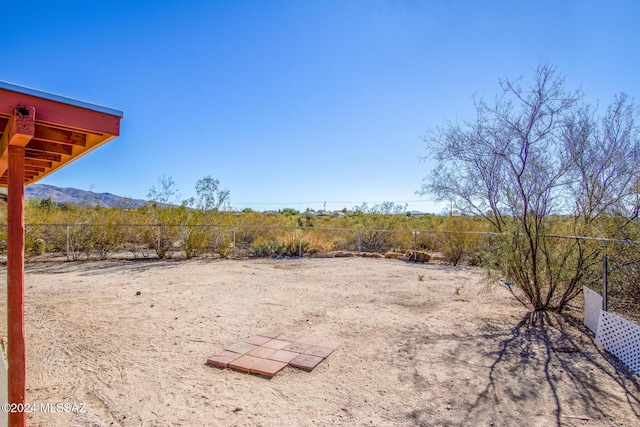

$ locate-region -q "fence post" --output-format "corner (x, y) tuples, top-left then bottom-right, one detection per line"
(357, 228), (361, 254)
(298, 226), (302, 258)
(413, 230), (418, 261)
(602, 254), (608, 311)
(232, 226), (236, 258)
(66, 225), (70, 261)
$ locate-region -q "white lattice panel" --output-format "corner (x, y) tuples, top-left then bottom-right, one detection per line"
(595, 311), (640, 375)
(583, 286), (603, 335)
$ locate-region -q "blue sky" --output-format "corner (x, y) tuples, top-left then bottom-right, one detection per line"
(3, 0), (639, 212)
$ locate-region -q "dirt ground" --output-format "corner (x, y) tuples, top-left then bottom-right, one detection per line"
(0, 257), (638, 427)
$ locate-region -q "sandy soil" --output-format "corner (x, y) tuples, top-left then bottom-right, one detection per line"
(0, 257), (638, 427)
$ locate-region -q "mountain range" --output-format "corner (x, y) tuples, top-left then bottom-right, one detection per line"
(24, 184), (148, 208)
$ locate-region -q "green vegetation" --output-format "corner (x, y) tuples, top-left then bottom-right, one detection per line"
(2, 197), (489, 261)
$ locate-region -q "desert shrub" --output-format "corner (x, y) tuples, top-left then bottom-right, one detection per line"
(181, 225), (209, 259)
(327, 229), (357, 252)
(149, 225), (175, 259)
(232, 212), (280, 251)
(122, 224), (153, 258)
(218, 238), (233, 258)
(34, 238), (46, 255)
(91, 224), (123, 260)
(250, 236), (283, 257)
(484, 232), (603, 309)
(277, 237), (310, 256)
(608, 253), (640, 323)
(441, 235), (466, 265)
(598, 220), (640, 320)
(438, 224), (483, 266)
(302, 228), (336, 253)
(358, 229), (407, 253)
(144, 207), (183, 259)
(281, 208), (300, 216)
(24, 236), (46, 258)
(67, 225), (93, 260)
(234, 226), (261, 251)
(0, 228), (6, 255)
(468, 240), (496, 267)
(43, 225), (64, 254)
(35, 224), (66, 255)
(23, 223), (44, 258)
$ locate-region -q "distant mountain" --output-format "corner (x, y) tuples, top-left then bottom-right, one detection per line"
(25, 184), (148, 208)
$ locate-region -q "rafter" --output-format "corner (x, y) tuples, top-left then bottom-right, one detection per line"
(24, 165), (45, 173)
(25, 139), (72, 156)
(33, 124), (86, 146)
(25, 149), (61, 163)
(25, 158), (53, 168)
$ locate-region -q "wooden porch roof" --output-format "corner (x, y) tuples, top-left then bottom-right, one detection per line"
(0, 81), (123, 187)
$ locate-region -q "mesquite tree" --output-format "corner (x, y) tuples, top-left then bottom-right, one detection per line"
(421, 65), (639, 312)
(182, 176), (231, 214)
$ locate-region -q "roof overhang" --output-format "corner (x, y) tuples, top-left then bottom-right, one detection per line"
(0, 81), (123, 187)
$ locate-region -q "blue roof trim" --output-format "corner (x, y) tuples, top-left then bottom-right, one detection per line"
(0, 80), (123, 118)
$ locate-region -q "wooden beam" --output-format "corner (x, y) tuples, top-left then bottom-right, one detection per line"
(7, 145), (26, 427)
(25, 139), (72, 156)
(0, 88), (121, 136)
(0, 119), (11, 173)
(0, 107), (35, 182)
(24, 158), (53, 168)
(24, 149), (61, 163)
(24, 165), (45, 173)
(0, 116), (8, 134)
(33, 124), (86, 146)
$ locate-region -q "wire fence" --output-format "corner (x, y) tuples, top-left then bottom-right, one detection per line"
(600, 254), (640, 325)
(0, 223), (637, 322)
(2, 223), (497, 263)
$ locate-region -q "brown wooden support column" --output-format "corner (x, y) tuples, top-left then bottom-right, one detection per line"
(0, 83), (122, 426)
(7, 145), (25, 427)
(5, 107), (34, 427)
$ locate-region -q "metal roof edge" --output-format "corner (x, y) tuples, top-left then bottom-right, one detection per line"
(0, 81), (124, 118)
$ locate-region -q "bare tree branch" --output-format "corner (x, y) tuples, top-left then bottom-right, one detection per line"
(419, 66), (639, 311)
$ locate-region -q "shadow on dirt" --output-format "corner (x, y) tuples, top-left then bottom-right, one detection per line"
(477, 312), (639, 424)
(21, 258), (212, 276)
(399, 311), (640, 427)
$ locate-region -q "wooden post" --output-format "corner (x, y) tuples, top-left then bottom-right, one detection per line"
(66, 225), (70, 261)
(7, 145), (26, 427)
(602, 254), (609, 312)
(0, 86), (121, 427)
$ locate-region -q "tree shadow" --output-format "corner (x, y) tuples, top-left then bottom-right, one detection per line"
(398, 310), (640, 426)
(467, 311), (640, 426)
(22, 258), (189, 276)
